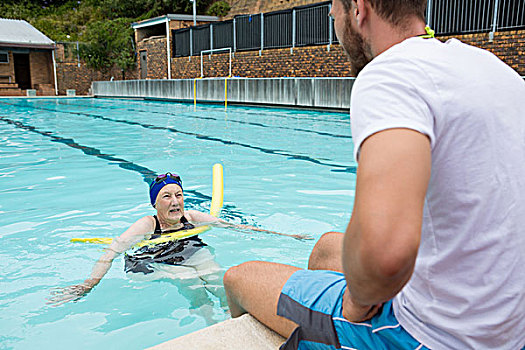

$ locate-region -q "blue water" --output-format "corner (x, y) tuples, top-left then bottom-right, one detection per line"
(0, 98), (356, 349)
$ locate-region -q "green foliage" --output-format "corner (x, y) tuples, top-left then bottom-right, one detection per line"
(207, 1), (230, 17)
(78, 18), (136, 72)
(1, 0), (219, 73)
(0, 0), (43, 22)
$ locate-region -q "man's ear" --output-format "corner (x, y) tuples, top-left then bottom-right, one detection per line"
(355, 0), (368, 27)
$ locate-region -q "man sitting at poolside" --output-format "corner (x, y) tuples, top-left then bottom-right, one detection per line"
(223, 0), (525, 349)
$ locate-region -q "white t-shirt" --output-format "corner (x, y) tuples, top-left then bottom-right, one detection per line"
(350, 37), (525, 349)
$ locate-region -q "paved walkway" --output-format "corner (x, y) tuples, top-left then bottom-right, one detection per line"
(149, 314), (286, 350)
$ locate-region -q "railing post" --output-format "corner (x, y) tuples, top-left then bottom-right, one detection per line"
(189, 28), (193, 61)
(76, 41), (80, 67)
(490, 0), (500, 41)
(260, 13), (264, 56)
(210, 24), (213, 51)
(291, 9), (296, 54)
(426, 0), (433, 26)
(210, 24), (213, 58)
(328, 4), (333, 52)
(233, 18), (237, 52)
(166, 18), (171, 79)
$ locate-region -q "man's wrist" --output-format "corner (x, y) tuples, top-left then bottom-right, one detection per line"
(348, 289), (369, 308)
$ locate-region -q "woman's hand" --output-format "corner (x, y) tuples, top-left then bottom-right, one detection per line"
(46, 279), (99, 307)
(235, 224), (314, 240)
(342, 288), (382, 322)
(287, 233), (315, 240)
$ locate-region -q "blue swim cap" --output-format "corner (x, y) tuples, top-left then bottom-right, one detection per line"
(149, 173), (183, 207)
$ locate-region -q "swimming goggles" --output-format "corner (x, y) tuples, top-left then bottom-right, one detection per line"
(150, 173), (182, 188)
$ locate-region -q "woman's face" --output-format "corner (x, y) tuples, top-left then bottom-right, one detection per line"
(155, 184), (185, 224)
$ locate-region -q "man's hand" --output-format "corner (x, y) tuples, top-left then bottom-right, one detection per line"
(342, 288), (382, 322)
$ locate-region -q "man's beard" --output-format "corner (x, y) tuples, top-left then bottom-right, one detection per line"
(340, 18), (373, 76)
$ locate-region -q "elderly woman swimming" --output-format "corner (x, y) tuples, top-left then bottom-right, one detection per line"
(49, 172), (308, 315)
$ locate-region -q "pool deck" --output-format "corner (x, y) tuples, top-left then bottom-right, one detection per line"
(148, 314), (286, 350)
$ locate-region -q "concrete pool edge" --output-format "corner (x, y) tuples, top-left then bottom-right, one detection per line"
(148, 314), (286, 350)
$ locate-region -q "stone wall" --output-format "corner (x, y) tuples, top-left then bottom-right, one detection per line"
(56, 62), (137, 95)
(0, 52), (15, 81)
(172, 45), (351, 78)
(54, 42), (138, 95)
(29, 51), (55, 94)
(136, 36), (169, 80)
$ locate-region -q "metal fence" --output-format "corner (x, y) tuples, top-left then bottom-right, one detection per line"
(428, 0), (525, 35)
(172, 0), (525, 57)
(55, 41), (85, 65)
(296, 3), (331, 46)
(264, 10), (293, 49)
(236, 14), (262, 51)
(172, 1), (334, 57)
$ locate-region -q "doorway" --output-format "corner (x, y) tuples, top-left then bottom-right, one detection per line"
(140, 51), (147, 79)
(13, 54), (31, 90)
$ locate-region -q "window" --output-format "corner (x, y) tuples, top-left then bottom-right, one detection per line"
(0, 52), (8, 63)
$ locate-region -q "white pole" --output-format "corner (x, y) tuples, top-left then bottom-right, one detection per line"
(426, 0), (433, 26)
(233, 18), (236, 52)
(492, 0), (500, 32)
(166, 18), (171, 79)
(189, 28), (193, 60)
(291, 9), (296, 54)
(260, 13), (264, 53)
(193, 0), (197, 26)
(328, 4), (333, 51)
(52, 48), (58, 95)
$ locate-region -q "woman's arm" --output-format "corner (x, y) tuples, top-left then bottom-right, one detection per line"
(186, 210), (313, 240)
(48, 216), (155, 306)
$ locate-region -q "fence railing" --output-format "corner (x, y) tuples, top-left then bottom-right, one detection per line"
(427, 0), (525, 35)
(172, 1), (334, 57)
(172, 0), (524, 58)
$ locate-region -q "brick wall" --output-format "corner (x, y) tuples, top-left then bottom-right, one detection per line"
(136, 36), (168, 80)
(0, 52), (15, 81)
(169, 29), (525, 79)
(56, 62), (138, 95)
(172, 45), (351, 78)
(29, 51), (53, 85)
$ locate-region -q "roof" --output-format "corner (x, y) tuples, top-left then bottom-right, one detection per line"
(132, 14), (220, 29)
(0, 18), (55, 49)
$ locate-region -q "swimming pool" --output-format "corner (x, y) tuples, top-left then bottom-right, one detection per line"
(0, 98), (356, 349)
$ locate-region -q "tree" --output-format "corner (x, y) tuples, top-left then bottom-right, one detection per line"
(78, 18), (136, 73)
(207, 1), (230, 17)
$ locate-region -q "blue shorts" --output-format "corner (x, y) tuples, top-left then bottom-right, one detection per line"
(277, 270), (429, 350)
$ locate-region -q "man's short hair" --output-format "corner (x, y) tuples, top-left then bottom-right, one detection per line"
(339, 0), (427, 26)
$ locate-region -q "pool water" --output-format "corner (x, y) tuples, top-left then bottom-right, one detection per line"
(0, 98), (356, 349)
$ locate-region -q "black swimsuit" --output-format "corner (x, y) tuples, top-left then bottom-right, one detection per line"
(124, 215), (207, 274)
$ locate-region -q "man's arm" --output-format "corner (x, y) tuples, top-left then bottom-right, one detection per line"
(344, 128), (431, 308)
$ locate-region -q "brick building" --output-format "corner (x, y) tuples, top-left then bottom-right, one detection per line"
(132, 14), (220, 80)
(0, 18), (57, 96)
